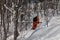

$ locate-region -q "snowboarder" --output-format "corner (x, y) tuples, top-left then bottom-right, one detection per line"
(31, 16), (39, 30)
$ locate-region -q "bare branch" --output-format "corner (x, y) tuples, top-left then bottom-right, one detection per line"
(4, 4), (16, 13)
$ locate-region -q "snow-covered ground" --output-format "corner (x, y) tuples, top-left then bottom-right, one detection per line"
(21, 15), (60, 40)
(7, 13), (60, 40)
(7, 15), (60, 40)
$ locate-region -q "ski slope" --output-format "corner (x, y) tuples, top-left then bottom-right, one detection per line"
(7, 15), (60, 40)
(22, 15), (60, 40)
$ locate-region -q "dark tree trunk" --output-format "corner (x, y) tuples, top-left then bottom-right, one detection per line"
(2, 6), (7, 40)
(14, 7), (19, 40)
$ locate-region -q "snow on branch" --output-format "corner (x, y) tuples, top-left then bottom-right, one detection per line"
(4, 4), (16, 13)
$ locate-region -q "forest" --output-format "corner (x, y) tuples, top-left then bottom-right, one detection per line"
(0, 0), (60, 40)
